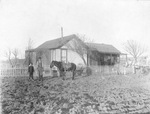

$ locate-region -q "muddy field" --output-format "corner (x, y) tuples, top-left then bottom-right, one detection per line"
(1, 74), (150, 114)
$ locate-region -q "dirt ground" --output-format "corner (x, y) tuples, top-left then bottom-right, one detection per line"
(1, 73), (150, 114)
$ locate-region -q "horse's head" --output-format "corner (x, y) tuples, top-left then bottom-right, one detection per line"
(50, 61), (55, 68)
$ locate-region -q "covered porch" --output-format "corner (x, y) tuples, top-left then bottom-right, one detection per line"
(88, 51), (120, 66)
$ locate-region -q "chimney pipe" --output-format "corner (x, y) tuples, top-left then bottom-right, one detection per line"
(61, 27), (63, 38)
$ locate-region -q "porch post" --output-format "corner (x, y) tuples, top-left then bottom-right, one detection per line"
(66, 49), (68, 63)
(60, 49), (62, 62)
(125, 54), (127, 62)
(87, 52), (89, 66)
(110, 54), (112, 65)
(118, 55), (120, 63)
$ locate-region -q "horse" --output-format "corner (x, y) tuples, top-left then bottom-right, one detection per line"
(50, 61), (76, 80)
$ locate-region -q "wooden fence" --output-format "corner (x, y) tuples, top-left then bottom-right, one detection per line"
(0, 65), (133, 77)
(90, 65), (133, 75)
(0, 65), (52, 77)
(0, 68), (28, 76)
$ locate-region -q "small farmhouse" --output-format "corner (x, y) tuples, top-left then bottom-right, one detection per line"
(25, 34), (87, 67)
(25, 34), (121, 68)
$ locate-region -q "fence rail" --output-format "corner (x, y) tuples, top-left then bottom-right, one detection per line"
(90, 65), (118, 75)
(0, 65), (133, 77)
(0, 68), (28, 76)
(0, 66), (51, 77)
(90, 65), (133, 75)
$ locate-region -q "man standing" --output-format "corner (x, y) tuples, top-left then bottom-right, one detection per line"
(37, 57), (44, 81)
(28, 62), (34, 80)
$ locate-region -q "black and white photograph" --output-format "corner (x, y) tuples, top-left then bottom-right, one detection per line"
(0, 0), (150, 113)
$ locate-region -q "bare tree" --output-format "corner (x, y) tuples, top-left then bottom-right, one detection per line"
(25, 38), (34, 65)
(12, 48), (19, 67)
(66, 34), (93, 66)
(26, 38), (34, 50)
(124, 40), (147, 63)
(4, 48), (14, 67)
(3, 48), (21, 67)
(123, 40), (147, 73)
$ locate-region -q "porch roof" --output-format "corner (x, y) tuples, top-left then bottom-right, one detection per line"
(87, 43), (121, 54)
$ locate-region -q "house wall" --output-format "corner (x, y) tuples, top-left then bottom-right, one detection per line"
(49, 44), (87, 66)
(32, 52), (36, 65)
(63, 39), (87, 66)
(41, 50), (51, 66)
(67, 50), (87, 66)
(50, 49), (61, 62)
(25, 50), (51, 67)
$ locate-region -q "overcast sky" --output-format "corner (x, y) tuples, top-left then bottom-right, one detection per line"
(0, 0), (150, 60)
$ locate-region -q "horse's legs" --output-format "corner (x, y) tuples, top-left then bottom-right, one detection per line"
(72, 64), (76, 80)
(62, 71), (66, 80)
(72, 71), (75, 80)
